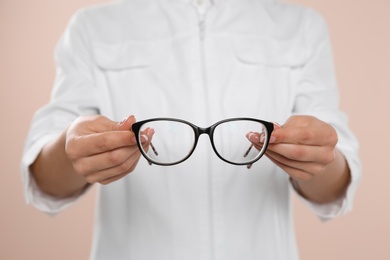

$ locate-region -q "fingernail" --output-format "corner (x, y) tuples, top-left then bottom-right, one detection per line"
(120, 115), (135, 125)
(270, 136), (276, 143)
(147, 128), (155, 135)
(260, 135), (265, 143)
(120, 116), (129, 125)
(248, 133), (259, 143)
(140, 134), (149, 143)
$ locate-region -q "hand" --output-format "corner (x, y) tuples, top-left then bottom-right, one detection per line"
(65, 115), (154, 185)
(248, 115), (338, 181)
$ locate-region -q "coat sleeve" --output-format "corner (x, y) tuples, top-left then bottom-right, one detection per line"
(21, 10), (99, 215)
(291, 9), (362, 221)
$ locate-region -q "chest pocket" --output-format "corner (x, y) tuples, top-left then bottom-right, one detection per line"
(223, 37), (310, 122)
(91, 40), (175, 119)
(92, 40), (172, 70)
(233, 37), (309, 67)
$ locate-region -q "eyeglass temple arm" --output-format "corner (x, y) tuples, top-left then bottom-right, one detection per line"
(244, 129), (267, 169)
(243, 144), (254, 158)
(243, 144), (254, 169)
(149, 142), (158, 156)
(145, 142), (158, 165)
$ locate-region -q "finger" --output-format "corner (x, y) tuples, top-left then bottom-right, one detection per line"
(99, 172), (129, 185)
(116, 115), (136, 131)
(271, 126), (337, 146)
(246, 132), (266, 150)
(144, 127), (155, 141)
(266, 153), (314, 181)
(67, 131), (136, 159)
(73, 114), (134, 133)
(98, 156), (142, 185)
(72, 145), (140, 175)
(138, 128), (156, 154)
(266, 149), (327, 176)
(266, 143), (335, 164)
(246, 122), (280, 147)
(83, 150), (142, 184)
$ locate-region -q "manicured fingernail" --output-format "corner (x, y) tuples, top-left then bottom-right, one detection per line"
(120, 116), (129, 125)
(260, 135), (265, 143)
(148, 128), (155, 135)
(140, 134), (149, 143)
(270, 136), (276, 143)
(248, 133), (259, 143)
(120, 115), (135, 125)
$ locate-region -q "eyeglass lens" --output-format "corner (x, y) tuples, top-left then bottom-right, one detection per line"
(213, 120), (267, 164)
(138, 120), (196, 165)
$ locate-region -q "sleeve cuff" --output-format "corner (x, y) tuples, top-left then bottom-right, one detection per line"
(21, 134), (91, 215)
(290, 150), (361, 221)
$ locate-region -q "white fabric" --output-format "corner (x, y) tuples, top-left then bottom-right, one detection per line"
(21, 0), (361, 259)
(192, 0), (213, 22)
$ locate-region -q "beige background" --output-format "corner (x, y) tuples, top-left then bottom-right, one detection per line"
(1, 0), (389, 259)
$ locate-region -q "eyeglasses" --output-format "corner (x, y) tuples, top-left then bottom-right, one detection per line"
(131, 118), (274, 167)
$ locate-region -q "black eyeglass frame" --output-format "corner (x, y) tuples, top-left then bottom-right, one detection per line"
(131, 117), (274, 166)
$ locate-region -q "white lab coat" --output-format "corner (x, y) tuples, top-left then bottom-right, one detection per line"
(21, 0), (361, 259)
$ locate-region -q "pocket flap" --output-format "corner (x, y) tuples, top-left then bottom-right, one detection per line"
(93, 40), (171, 70)
(233, 37), (309, 67)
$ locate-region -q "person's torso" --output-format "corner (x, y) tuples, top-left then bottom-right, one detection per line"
(86, 0), (309, 259)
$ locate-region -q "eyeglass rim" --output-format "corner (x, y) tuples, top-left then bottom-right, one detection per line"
(131, 117), (274, 166)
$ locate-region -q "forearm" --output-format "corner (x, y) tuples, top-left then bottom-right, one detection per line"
(30, 129), (89, 198)
(292, 148), (351, 204)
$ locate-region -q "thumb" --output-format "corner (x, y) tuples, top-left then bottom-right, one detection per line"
(269, 122), (282, 143)
(117, 115), (136, 131)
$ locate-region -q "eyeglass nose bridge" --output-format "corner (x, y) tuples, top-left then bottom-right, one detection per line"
(193, 126), (215, 144)
(197, 126), (212, 135)
(189, 126), (218, 156)
(192, 125), (226, 161)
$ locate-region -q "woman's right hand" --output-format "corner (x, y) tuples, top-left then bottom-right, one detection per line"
(65, 115), (153, 185)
